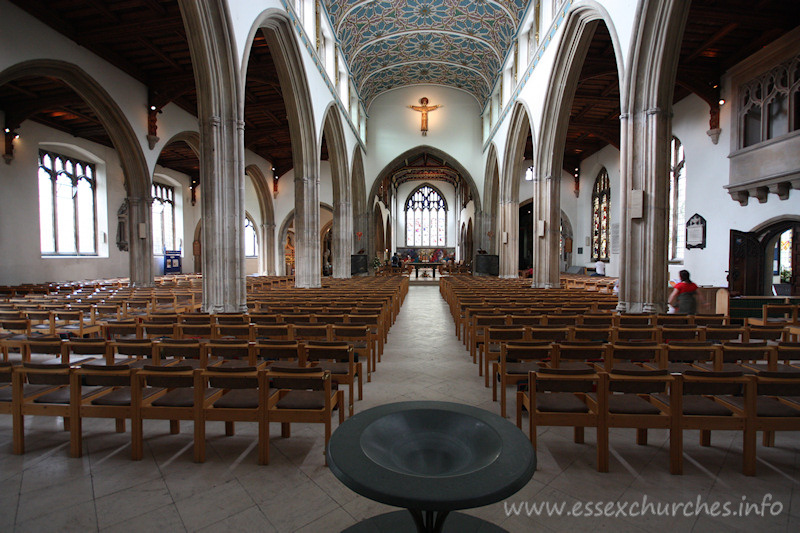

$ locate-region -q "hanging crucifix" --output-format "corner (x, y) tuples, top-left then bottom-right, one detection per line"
(408, 97), (442, 136)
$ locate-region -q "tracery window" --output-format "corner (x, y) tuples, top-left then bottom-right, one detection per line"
(668, 137), (686, 261)
(245, 215), (259, 257)
(405, 184), (447, 247)
(739, 53), (800, 148)
(38, 150), (97, 255)
(151, 182), (175, 255)
(591, 168), (610, 261)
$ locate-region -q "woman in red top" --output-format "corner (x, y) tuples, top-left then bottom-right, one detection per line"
(669, 270), (698, 314)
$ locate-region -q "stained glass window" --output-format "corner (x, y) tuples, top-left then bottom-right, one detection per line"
(405, 184), (447, 247)
(591, 168), (610, 261)
(668, 136), (686, 261)
(152, 182), (175, 255)
(38, 150), (97, 255)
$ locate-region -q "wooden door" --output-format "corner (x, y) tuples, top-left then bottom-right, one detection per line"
(729, 230), (762, 296)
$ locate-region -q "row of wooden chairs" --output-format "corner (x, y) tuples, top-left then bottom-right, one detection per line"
(516, 363), (800, 476)
(474, 323), (792, 386)
(0, 336), (363, 416)
(492, 339), (800, 417)
(1, 360), (342, 466)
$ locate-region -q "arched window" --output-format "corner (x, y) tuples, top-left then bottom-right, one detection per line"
(152, 182), (175, 255)
(244, 215), (259, 257)
(668, 136), (686, 261)
(405, 184), (447, 247)
(38, 150), (97, 255)
(591, 168), (610, 261)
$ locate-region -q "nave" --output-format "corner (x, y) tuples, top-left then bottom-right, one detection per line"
(0, 285), (797, 532)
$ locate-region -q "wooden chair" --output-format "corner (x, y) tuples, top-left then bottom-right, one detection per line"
(470, 314), (506, 365)
(69, 362), (145, 457)
(213, 323), (253, 341)
(717, 341), (776, 372)
(290, 323), (331, 343)
(138, 320), (176, 339)
(153, 339), (208, 367)
(266, 365), (343, 465)
(13, 362), (108, 454)
(570, 325), (612, 342)
(303, 341), (359, 416)
(660, 341), (719, 373)
(131, 365), (213, 461)
(483, 325), (527, 387)
(516, 367), (608, 472)
(552, 341), (608, 369)
(204, 338), (254, 365)
(692, 314), (727, 326)
(108, 338), (156, 366)
(347, 314), (384, 363)
(253, 323), (293, 341)
(703, 325), (744, 343)
(63, 338), (110, 365)
(649, 369), (752, 475)
(0, 361), (13, 415)
(332, 324), (374, 381)
(612, 325), (660, 343)
(745, 325), (787, 343)
(0, 318), (31, 361)
(175, 322), (214, 340)
(24, 336), (66, 364)
(102, 319), (140, 340)
(615, 314), (654, 326)
(252, 339), (302, 369)
(496, 341), (551, 417)
(195, 365), (270, 464)
(601, 366), (673, 468)
(25, 309), (55, 336)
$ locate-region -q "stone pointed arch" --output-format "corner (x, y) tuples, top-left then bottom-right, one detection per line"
(369, 145), (483, 263)
(351, 147), (367, 252)
(243, 12), (319, 287)
(500, 103), (535, 279)
(482, 143), (501, 255)
(321, 103), (353, 278)
(245, 164), (277, 275)
(619, 0), (691, 312)
(0, 59), (153, 286)
(537, 5), (624, 289)
(180, 0), (245, 311)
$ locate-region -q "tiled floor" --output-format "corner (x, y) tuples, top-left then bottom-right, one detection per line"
(1, 285), (798, 532)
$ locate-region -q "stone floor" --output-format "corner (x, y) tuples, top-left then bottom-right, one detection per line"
(0, 285), (798, 532)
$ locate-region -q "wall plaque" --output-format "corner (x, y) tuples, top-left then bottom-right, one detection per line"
(686, 213), (706, 249)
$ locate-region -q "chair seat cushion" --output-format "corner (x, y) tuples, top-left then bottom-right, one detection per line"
(608, 394), (661, 415)
(214, 389), (261, 409)
(275, 390), (325, 410)
(652, 393), (734, 416)
(152, 387), (219, 407)
(315, 361), (350, 375)
(0, 384), (59, 401)
(92, 386), (164, 406)
(535, 392), (588, 413)
(506, 362), (542, 375)
(720, 396), (800, 417)
(35, 386), (108, 404)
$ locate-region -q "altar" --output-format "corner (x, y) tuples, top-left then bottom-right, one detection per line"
(410, 261), (444, 278)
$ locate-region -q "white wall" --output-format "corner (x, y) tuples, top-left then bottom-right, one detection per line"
(364, 86), (484, 198)
(671, 93), (800, 287)
(0, 122), (128, 284)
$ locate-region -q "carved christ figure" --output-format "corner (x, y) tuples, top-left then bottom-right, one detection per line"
(408, 97), (442, 136)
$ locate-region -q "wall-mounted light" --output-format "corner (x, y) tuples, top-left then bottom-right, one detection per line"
(524, 166), (533, 181)
(718, 98), (725, 106)
(149, 105), (157, 111)
(3, 128), (9, 133)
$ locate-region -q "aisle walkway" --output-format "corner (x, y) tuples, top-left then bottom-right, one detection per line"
(0, 285), (797, 532)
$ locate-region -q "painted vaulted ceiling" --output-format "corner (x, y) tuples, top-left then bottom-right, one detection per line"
(323, 0), (531, 106)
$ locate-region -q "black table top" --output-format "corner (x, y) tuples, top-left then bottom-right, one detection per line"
(326, 401), (536, 512)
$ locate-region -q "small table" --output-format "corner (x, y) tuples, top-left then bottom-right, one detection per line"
(410, 262), (444, 278)
(327, 401), (536, 533)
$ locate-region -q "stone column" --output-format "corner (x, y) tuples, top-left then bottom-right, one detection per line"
(127, 196), (154, 287)
(294, 172), (321, 288)
(200, 116), (247, 312)
(618, 108), (670, 313)
(333, 199), (353, 278)
(531, 173), (561, 288)
(262, 223), (276, 275)
(498, 200), (518, 278)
